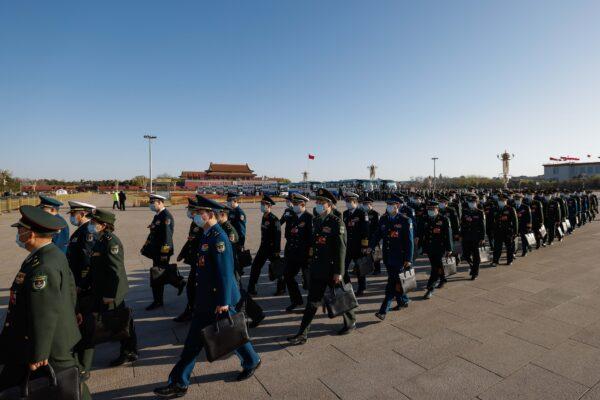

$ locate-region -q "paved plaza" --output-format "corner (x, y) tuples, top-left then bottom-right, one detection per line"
(2, 195), (600, 399)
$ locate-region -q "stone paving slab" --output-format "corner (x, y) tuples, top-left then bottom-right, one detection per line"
(1, 194), (600, 399)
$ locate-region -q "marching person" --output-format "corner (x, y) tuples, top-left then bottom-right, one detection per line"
(38, 195), (70, 254)
(543, 191), (562, 245)
(287, 189), (356, 346)
(460, 195), (486, 280)
(141, 194), (186, 311)
(247, 195), (282, 296)
(361, 196), (382, 275)
(525, 191), (545, 248)
(85, 209), (138, 367)
(118, 190), (127, 211)
(153, 196), (261, 398)
(217, 206), (265, 328)
(174, 198), (204, 323)
(283, 193), (313, 312)
(0, 205), (91, 399)
(492, 193), (519, 266)
(342, 192), (370, 296)
(227, 192), (247, 250)
(65, 201), (98, 378)
(420, 201), (453, 299)
(371, 195), (414, 320)
(514, 194), (533, 257)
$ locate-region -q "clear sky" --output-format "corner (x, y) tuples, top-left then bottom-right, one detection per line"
(1, 0), (599, 182)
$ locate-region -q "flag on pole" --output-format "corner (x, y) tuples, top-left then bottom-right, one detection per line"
(308, 154), (315, 160)
(549, 157), (560, 161)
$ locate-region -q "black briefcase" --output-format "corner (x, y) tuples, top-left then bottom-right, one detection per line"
(239, 250), (253, 268)
(323, 283), (359, 319)
(150, 264), (179, 285)
(442, 256), (457, 276)
(268, 258), (285, 281)
(398, 268), (417, 293)
(0, 365), (80, 400)
(200, 312), (250, 363)
(83, 306), (132, 346)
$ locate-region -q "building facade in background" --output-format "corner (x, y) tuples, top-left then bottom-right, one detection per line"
(543, 161), (600, 181)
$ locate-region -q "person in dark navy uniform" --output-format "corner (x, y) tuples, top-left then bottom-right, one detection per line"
(38, 195), (69, 254)
(247, 195), (282, 296)
(174, 198), (204, 323)
(492, 193), (519, 266)
(1, 205), (90, 399)
(514, 194), (533, 257)
(153, 196), (261, 398)
(287, 189), (356, 346)
(217, 206), (265, 329)
(370, 195), (414, 320)
(342, 192), (370, 296)
(542, 191), (562, 245)
(283, 193), (313, 312)
(227, 192), (247, 249)
(141, 194), (186, 311)
(65, 201), (98, 378)
(420, 201), (453, 299)
(361, 196), (381, 275)
(525, 191), (545, 248)
(460, 195), (486, 280)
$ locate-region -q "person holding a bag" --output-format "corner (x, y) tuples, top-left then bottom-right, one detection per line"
(342, 192), (370, 296)
(514, 194), (533, 257)
(371, 195), (414, 320)
(153, 196), (261, 398)
(247, 195), (283, 296)
(525, 191), (545, 248)
(361, 196), (382, 275)
(217, 206), (265, 329)
(65, 201), (98, 380)
(542, 191), (562, 246)
(142, 194), (186, 311)
(283, 193), (313, 312)
(420, 201), (453, 299)
(86, 209), (138, 367)
(0, 205), (91, 399)
(492, 193), (519, 266)
(460, 195), (486, 280)
(287, 188), (356, 346)
(174, 198), (204, 323)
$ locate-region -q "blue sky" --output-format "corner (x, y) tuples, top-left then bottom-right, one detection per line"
(1, 0), (599, 182)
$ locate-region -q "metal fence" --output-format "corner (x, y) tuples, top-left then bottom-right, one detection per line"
(0, 192), (93, 213)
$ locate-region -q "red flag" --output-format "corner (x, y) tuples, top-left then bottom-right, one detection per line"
(308, 154), (315, 160)
(588, 154), (592, 158)
(549, 157), (560, 161)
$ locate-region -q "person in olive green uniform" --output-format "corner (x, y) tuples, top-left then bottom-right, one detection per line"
(86, 209), (138, 367)
(65, 201), (98, 380)
(288, 189), (356, 346)
(174, 198), (204, 323)
(0, 205), (90, 399)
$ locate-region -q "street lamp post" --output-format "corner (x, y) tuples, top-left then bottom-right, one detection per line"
(143, 134), (157, 193)
(431, 157), (438, 190)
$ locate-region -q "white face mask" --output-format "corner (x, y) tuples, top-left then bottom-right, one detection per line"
(468, 202), (477, 209)
(525, 195), (533, 200)
(439, 203), (447, 209)
(87, 223), (100, 234)
(515, 200), (522, 207)
(386, 205), (397, 214)
(427, 210), (437, 218)
(346, 201), (357, 211)
(315, 204), (326, 215)
(149, 204), (157, 212)
(498, 201), (506, 208)
(193, 214), (203, 226)
(293, 205), (303, 214)
(260, 204), (268, 213)
(16, 231), (30, 249)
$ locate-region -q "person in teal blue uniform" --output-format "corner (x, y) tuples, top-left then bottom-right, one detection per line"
(153, 195), (261, 398)
(38, 195), (69, 254)
(370, 194), (414, 320)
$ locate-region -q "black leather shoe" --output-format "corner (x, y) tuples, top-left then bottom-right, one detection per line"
(248, 314), (265, 329)
(470, 275), (477, 281)
(237, 360), (261, 381)
(146, 301), (163, 311)
(110, 352), (138, 367)
(338, 324), (356, 335)
(287, 334), (307, 345)
(154, 383), (188, 398)
(177, 280), (187, 296)
(375, 312), (386, 321)
(423, 290), (433, 300)
(173, 310), (193, 323)
(436, 279), (447, 289)
(285, 303), (303, 313)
